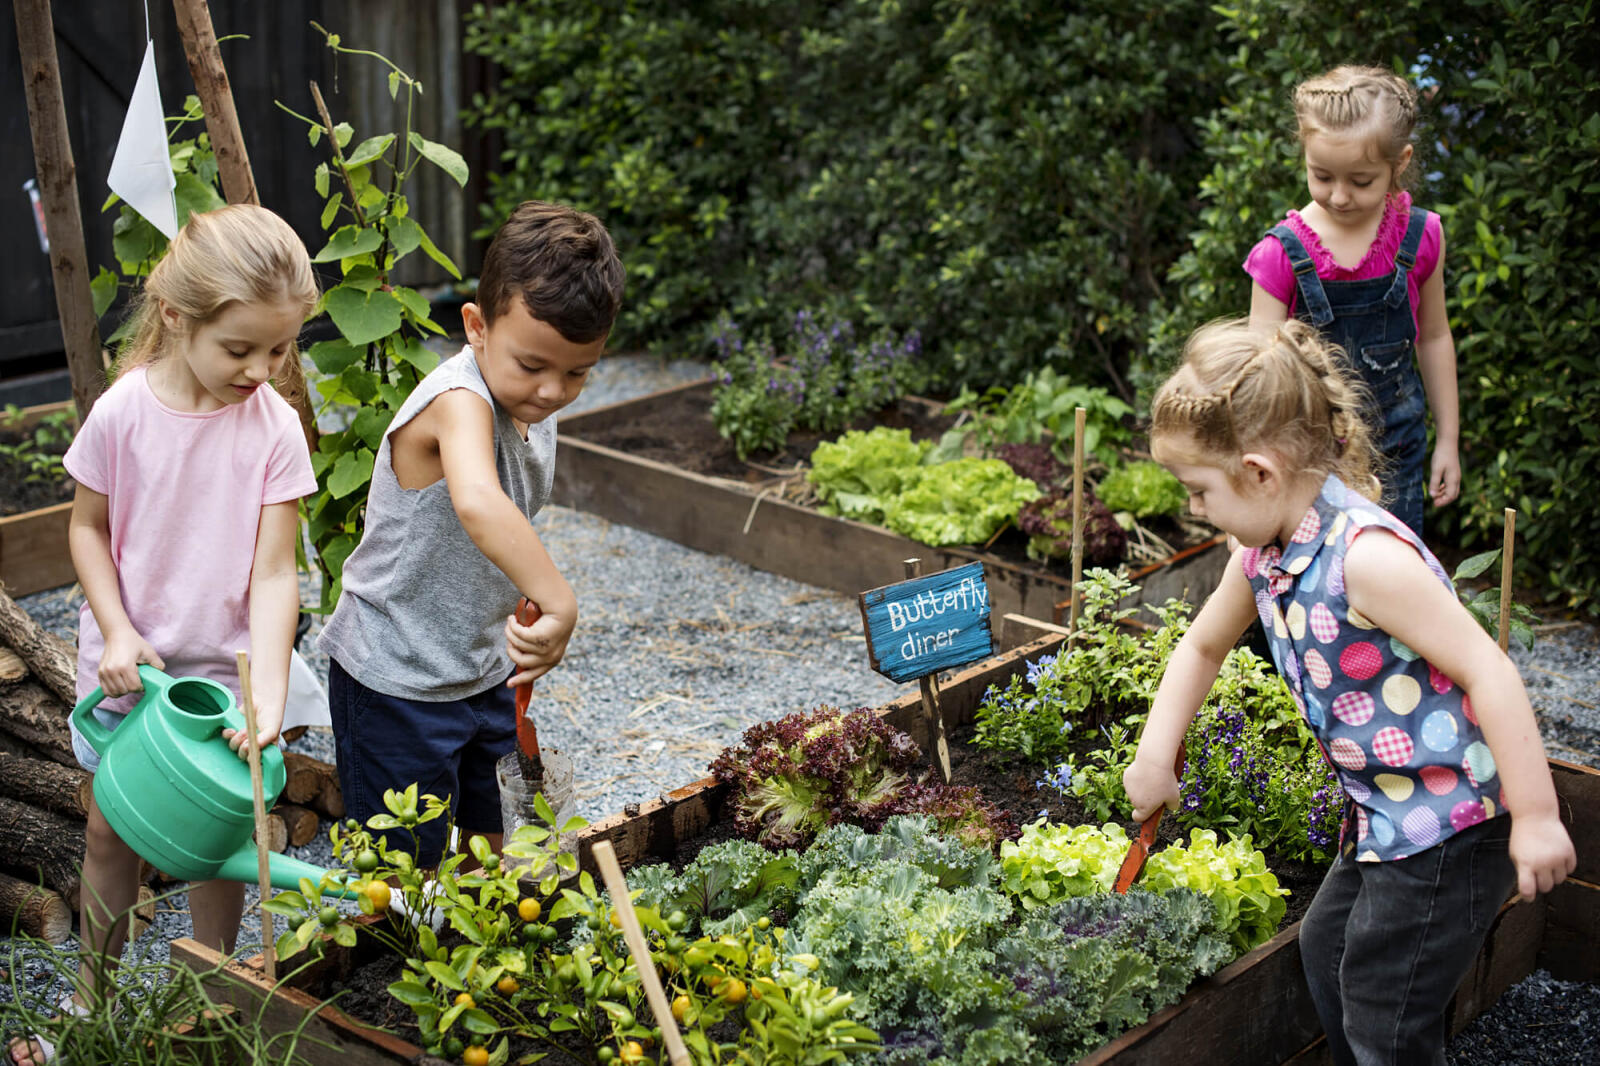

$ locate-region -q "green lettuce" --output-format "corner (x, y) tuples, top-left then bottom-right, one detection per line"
(882, 459), (1041, 547)
(1139, 829), (1288, 952)
(808, 427), (931, 524)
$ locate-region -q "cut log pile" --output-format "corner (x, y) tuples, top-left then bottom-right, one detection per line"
(0, 585), (345, 941)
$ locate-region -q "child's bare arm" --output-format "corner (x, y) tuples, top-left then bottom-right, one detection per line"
(67, 483), (163, 695)
(1414, 234), (1461, 507)
(1248, 282), (1290, 332)
(227, 499), (299, 756)
(1346, 530), (1574, 898)
(431, 390), (578, 680)
(1125, 554), (1258, 820)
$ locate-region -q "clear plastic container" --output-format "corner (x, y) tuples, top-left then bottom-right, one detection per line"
(496, 748), (577, 881)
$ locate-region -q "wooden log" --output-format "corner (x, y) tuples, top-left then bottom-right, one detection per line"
(0, 870), (72, 940)
(0, 796), (84, 907)
(0, 647), (25, 683)
(274, 803), (319, 849)
(280, 725), (308, 744)
(316, 775), (345, 821)
(0, 588), (77, 706)
(128, 883), (155, 943)
(0, 750), (89, 818)
(251, 812), (288, 855)
(280, 751), (326, 805)
(11, 0), (107, 422)
(0, 679), (76, 767)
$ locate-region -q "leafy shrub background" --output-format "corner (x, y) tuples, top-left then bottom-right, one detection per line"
(466, 0), (1598, 612)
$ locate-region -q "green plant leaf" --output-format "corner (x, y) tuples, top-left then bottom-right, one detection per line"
(393, 337), (442, 375)
(344, 133), (396, 169)
(174, 172), (226, 227)
(307, 338), (364, 375)
(90, 267), (119, 318)
(325, 286), (405, 346)
(327, 447), (375, 499)
(425, 959), (467, 991)
(386, 216), (425, 258)
(415, 224), (462, 279)
(313, 226), (384, 264)
(352, 405), (393, 450)
(408, 132), (468, 187)
(320, 192), (343, 230)
(387, 979), (435, 1007)
(1453, 549), (1502, 581)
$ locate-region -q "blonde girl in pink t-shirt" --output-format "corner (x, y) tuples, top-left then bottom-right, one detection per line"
(1244, 66), (1460, 538)
(8, 205), (317, 1066)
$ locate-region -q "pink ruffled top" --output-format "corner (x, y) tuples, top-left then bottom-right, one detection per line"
(1243, 191), (1442, 335)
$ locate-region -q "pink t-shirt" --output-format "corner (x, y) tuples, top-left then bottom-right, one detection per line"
(63, 366), (316, 712)
(1242, 191), (1442, 336)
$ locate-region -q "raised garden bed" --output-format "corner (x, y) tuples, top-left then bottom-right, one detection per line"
(172, 622), (1600, 1065)
(552, 378), (1229, 640)
(0, 400), (76, 597)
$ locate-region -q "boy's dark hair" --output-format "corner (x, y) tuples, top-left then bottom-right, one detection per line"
(477, 201), (624, 343)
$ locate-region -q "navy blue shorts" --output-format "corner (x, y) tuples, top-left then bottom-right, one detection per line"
(328, 658), (516, 867)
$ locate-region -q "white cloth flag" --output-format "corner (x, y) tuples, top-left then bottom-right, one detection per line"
(107, 40), (177, 238)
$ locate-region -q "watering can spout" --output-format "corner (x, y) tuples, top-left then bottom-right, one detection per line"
(216, 847), (359, 900)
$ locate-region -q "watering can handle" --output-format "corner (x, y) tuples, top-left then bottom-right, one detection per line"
(71, 663), (169, 758)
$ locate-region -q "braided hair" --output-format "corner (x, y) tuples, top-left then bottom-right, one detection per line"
(1150, 318), (1382, 502)
(1293, 65), (1420, 189)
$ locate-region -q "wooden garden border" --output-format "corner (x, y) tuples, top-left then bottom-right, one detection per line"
(0, 401), (78, 597)
(171, 624), (1600, 1065)
(552, 378), (1229, 640)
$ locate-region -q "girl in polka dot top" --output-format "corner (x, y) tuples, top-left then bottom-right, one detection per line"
(1122, 318), (1573, 1066)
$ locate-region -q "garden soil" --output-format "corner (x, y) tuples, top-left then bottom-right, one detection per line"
(0, 426), (73, 516)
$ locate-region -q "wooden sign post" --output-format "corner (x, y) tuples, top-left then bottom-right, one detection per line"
(859, 560), (995, 782)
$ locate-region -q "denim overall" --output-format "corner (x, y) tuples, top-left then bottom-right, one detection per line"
(1267, 208), (1430, 536)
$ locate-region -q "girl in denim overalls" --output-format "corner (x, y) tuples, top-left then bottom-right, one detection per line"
(1246, 66), (1458, 537)
(1123, 319), (1574, 1066)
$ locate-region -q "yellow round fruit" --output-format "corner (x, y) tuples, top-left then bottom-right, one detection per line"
(720, 977), (748, 1004)
(462, 1046), (489, 1066)
(619, 1041), (646, 1064)
(454, 992), (475, 1010)
(609, 910), (623, 929)
(517, 898), (542, 923)
(670, 994), (691, 1023)
(496, 975), (518, 996)
(364, 881), (391, 912)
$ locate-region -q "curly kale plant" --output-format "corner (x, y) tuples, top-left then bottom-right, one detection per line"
(625, 839), (800, 938)
(1097, 460), (1189, 519)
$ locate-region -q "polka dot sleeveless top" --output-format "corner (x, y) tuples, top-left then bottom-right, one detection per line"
(1241, 475), (1503, 862)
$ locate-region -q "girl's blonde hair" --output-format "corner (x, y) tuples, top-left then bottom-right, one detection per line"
(115, 203), (317, 410)
(1293, 65), (1419, 188)
(1151, 318), (1382, 502)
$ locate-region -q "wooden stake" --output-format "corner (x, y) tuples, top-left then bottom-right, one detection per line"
(172, 0), (257, 206)
(234, 650), (275, 981)
(904, 558), (952, 783)
(1068, 406), (1087, 639)
(12, 0), (107, 422)
(1498, 508), (1517, 652)
(591, 841), (691, 1066)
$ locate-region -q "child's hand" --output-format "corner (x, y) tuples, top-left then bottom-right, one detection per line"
(505, 608), (574, 688)
(1123, 755), (1182, 823)
(1508, 813), (1576, 900)
(224, 695), (284, 760)
(1429, 443), (1461, 507)
(97, 629), (165, 697)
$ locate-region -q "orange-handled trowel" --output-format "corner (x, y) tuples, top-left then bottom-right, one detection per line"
(1113, 746), (1187, 894)
(513, 597), (545, 796)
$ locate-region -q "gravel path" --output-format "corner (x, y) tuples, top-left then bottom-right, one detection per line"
(4, 350), (1596, 1061)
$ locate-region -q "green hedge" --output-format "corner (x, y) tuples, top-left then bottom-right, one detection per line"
(464, 0), (1599, 613)
(464, 0), (1228, 385)
(1152, 0), (1600, 614)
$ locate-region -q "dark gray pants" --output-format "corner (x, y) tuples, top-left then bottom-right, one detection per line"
(1299, 816), (1516, 1065)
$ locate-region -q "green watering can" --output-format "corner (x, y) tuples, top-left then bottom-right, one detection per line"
(74, 665), (354, 898)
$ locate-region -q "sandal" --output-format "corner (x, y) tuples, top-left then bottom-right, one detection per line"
(6, 994), (89, 1065)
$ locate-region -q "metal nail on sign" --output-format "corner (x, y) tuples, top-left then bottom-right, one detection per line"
(859, 562), (994, 684)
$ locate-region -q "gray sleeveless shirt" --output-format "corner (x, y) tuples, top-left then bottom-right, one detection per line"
(318, 347), (557, 699)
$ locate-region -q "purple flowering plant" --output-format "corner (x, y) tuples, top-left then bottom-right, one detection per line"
(708, 309), (926, 460)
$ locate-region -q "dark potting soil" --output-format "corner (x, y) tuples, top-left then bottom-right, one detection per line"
(0, 427), (73, 517)
(562, 384), (1212, 574)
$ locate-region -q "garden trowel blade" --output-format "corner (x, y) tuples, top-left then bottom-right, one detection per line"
(1114, 808), (1163, 894)
(514, 597), (545, 793)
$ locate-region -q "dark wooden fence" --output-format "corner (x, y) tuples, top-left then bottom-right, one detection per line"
(2, 0), (499, 401)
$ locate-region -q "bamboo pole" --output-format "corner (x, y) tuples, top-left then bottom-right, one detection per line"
(235, 650), (276, 981)
(591, 841), (690, 1066)
(904, 557), (952, 783)
(1498, 508), (1516, 652)
(13, 0), (107, 422)
(1068, 406), (1087, 639)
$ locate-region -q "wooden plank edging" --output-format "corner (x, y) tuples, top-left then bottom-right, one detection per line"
(0, 501), (74, 597)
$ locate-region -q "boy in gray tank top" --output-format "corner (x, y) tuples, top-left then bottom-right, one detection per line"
(318, 202), (624, 866)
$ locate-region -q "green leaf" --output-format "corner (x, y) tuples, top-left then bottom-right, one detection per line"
(460, 1008), (498, 1034)
(307, 338), (364, 375)
(352, 405), (392, 450)
(1453, 549), (1502, 581)
(387, 980), (435, 1007)
(174, 171), (225, 227)
(325, 286), (405, 346)
(90, 267), (119, 319)
(327, 448), (375, 499)
(344, 134), (396, 169)
(314, 162), (330, 199)
(388, 70), (401, 100)
(393, 336), (441, 374)
(339, 363), (380, 403)
(332, 922), (358, 947)
(425, 959), (466, 991)
(415, 226), (461, 280)
(387, 217), (425, 258)
(313, 226), (384, 264)
(333, 122), (355, 149)
(320, 192), (343, 230)
(408, 132), (468, 187)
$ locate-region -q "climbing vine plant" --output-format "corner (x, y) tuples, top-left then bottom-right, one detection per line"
(277, 24), (468, 612)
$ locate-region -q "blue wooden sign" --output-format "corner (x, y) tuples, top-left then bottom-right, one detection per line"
(859, 562), (994, 684)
